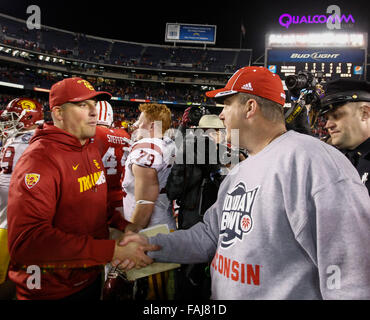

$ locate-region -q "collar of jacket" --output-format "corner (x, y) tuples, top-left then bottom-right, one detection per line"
(344, 137), (370, 162)
(29, 122), (93, 150)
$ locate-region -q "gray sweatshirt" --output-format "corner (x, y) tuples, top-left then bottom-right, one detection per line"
(148, 131), (370, 299)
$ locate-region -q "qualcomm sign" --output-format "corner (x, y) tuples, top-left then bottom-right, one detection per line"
(279, 5), (354, 29)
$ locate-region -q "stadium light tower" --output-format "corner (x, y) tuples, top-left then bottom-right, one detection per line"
(267, 32), (366, 48)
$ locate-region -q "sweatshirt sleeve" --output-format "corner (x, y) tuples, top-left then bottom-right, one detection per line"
(147, 202), (220, 264)
(296, 177), (370, 300)
(7, 152), (115, 268)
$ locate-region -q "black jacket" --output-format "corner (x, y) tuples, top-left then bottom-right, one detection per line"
(166, 133), (224, 229)
(343, 137), (370, 195)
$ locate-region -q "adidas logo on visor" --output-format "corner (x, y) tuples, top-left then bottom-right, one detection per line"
(241, 83), (253, 91)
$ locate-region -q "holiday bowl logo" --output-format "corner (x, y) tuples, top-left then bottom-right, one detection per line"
(220, 182), (259, 249)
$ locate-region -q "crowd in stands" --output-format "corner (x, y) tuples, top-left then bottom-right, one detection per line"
(0, 90), (328, 138)
(95, 81), (212, 104)
(0, 15), (329, 138)
(0, 93), (184, 129)
(0, 64), (216, 105)
(0, 14), (249, 73)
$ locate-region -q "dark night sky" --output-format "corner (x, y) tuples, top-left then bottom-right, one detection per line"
(0, 0), (369, 58)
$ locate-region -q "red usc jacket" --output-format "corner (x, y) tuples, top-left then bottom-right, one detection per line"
(7, 124), (116, 300)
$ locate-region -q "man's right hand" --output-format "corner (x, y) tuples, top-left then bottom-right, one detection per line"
(111, 234), (160, 270)
(120, 230), (149, 244)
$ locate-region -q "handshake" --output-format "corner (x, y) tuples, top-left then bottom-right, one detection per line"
(110, 231), (160, 271)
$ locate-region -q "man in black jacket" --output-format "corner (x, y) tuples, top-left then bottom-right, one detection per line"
(166, 110), (226, 300)
(318, 79), (370, 195)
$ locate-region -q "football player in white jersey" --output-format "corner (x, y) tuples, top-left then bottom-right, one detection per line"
(122, 103), (176, 232)
(0, 98), (43, 299)
(121, 103), (176, 299)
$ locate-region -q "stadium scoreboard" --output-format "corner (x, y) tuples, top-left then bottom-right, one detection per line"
(265, 33), (368, 84)
(266, 48), (366, 80)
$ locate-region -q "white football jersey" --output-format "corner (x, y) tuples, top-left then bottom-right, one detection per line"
(122, 136), (176, 230)
(0, 130), (34, 229)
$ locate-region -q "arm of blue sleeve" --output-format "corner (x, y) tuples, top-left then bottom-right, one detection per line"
(147, 203), (220, 264)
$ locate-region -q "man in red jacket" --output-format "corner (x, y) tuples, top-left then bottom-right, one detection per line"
(6, 77), (158, 300)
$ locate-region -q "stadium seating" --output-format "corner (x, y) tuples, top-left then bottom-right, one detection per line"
(0, 13), (250, 73)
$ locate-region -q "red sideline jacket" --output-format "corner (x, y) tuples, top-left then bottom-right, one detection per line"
(7, 124), (117, 300)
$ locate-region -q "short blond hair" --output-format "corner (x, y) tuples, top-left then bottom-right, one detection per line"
(238, 93), (285, 123)
(139, 103), (172, 133)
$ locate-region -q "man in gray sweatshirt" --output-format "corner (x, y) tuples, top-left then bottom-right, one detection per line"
(119, 67), (370, 300)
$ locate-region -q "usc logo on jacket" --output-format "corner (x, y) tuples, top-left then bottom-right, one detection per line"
(77, 170), (106, 193)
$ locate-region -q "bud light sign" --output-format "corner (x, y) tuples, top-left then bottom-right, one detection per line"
(268, 49), (365, 63)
